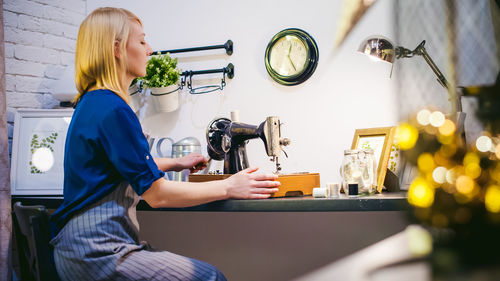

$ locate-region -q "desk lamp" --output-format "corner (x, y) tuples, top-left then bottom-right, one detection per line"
(357, 36), (465, 137)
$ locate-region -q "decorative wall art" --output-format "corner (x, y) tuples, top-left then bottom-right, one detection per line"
(10, 109), (73, 195)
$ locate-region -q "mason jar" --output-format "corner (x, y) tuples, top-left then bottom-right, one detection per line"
(340, 149), (377, 195)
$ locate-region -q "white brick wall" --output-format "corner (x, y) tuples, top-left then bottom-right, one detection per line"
(3, 0), (87, 142)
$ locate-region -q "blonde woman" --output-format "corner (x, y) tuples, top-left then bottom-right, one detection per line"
(50, 7), (280, 281)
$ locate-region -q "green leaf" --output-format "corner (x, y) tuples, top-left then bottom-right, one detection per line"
(142, 53), (181, 88)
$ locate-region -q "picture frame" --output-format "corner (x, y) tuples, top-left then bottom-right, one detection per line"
(351, 126), (397, 193)
(11, 109), (74, 195)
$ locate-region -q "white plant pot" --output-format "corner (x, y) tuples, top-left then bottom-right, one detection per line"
(151, 85), (180, 112)
(128, 83), (142, 112)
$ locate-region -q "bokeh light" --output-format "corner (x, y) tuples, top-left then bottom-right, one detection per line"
(490, 164), (500, 183)
(438, 119), (456, 136)
(446, 166), (463, 184)
(408, 178), (435, 208)
(465, 163), (481, 179)
(432, 166), (447, 184)
(407, 225), (433, 257)
(440, 144), (457, 158)
(496, 144), (500, 159)
(432, 213), (449, 228)
(416, 109), (431, 126)
(456, 175), (474, 194)
(437, 133), (455, 145)
(429, 111), (445, 127)
(434, 151), (450, 167)
(455, 186), (479, 203)
(476, 136), (492, 152)
(463, 152), (480, 166)
(418, 153), (435, 173)
(397, 123), (419, 150)
(485, 185), (500, 213)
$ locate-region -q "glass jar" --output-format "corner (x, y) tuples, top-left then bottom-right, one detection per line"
(340, 149), (377, 194)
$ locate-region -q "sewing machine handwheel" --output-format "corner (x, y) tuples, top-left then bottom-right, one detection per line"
(207, 146), (224, 161)
(206, 118), (231, 159)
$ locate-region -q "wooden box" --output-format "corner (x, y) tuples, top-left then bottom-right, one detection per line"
(189, 173), (320, 197)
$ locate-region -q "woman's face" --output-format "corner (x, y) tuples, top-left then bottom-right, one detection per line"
(125, 21), (152, 80)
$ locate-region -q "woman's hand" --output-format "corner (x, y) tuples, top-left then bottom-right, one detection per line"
(174, 153), (208, 172)
(223, 167), (280, 199)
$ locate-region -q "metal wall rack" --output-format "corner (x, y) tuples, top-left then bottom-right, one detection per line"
(151, 40), (235, 94)
(180, 63), (234, 94)
(153, 40), (233, 56)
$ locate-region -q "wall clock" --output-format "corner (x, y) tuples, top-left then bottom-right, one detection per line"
(265, 28), (319, 86)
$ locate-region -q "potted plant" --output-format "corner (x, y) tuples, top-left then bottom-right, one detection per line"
(142, 52), (181, 112)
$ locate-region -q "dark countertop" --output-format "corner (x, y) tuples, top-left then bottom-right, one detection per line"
(12, 192), (409, 212)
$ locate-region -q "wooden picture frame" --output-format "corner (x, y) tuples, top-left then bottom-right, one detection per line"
(10, 109), (73, 195)
(351, 127), (396, 193)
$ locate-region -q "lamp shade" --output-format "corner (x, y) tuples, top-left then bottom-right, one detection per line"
(358, 36), (396, 63)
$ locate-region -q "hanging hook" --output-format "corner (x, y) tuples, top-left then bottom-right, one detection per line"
(220, 70), (226, 91)
(187, 71), (194, 92)
(180, 75), (186, 90)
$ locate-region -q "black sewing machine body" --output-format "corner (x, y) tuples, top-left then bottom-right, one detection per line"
(206, 117), (288, 174)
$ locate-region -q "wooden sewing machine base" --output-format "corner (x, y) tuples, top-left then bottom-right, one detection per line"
(189, 173), (320, 197)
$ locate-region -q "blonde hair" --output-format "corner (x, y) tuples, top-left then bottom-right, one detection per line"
(74, 7), (142, 104)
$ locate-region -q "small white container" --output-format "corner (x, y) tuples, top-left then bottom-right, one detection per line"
(150, 85), (180, 112)
(326, 182), (340, 198)
(313, 187), (330, 198)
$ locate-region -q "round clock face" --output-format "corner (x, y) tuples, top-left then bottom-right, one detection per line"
(265, 28), (319, 86)
(269, 35), (309, 77)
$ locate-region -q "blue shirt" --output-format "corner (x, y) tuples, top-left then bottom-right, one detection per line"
(51, 89), (164, 235)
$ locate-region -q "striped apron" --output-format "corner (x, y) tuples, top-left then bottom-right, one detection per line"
(51, 182), (227, 281)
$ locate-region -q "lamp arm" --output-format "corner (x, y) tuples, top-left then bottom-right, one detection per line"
(414, 41), (449, 90)
(396, 41), (463, 112)
(414, 41), (465, 113)
(396, 41), (449, 90)
(393, 39), (465, 138)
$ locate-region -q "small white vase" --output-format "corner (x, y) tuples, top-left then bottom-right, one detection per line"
(150, 85), (180, 112)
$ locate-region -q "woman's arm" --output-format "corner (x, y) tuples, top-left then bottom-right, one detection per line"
(141, 167), (280, 208)
(153, 157), (181, 172)
(154, 154), (207, 172)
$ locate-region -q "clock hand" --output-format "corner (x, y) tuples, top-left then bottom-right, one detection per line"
(288, 56), (297, 71)
(287, 43), (296, 71)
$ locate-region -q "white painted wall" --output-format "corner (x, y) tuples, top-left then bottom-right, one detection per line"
(88, 0), (398, 186)
(3, 0), (86, 157)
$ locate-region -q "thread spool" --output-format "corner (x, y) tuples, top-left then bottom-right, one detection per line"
(230, 110), (240, 122)
(313, 187), (330, 198)
(326, 183), (340, 197)
(348, 183), (359, 196)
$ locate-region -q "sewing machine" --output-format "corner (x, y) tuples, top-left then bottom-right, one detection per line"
(189, 116), (320, 197)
